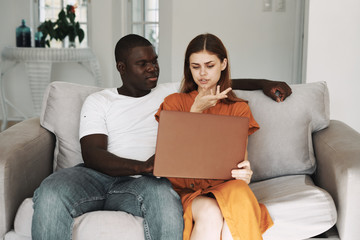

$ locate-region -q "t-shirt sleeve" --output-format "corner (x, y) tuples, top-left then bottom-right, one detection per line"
(79, 93), (108, 139)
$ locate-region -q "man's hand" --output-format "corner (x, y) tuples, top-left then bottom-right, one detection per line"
(190, 86), (232, 113)
(231, 160), (253, 184)
(142, 155), (155, 174)
(262, 80), (292, 102)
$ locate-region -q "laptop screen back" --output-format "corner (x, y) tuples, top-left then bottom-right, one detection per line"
(154, 110), (249, 180)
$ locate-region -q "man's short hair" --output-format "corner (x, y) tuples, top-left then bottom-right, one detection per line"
(115, 34), (153, 63)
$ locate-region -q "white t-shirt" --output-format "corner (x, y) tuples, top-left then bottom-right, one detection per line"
(79, 82), (180, 162)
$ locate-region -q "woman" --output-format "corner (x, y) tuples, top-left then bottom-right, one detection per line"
(155, 33), (273, 240)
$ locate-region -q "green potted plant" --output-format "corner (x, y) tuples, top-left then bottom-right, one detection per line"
(38, 5), (85, 48)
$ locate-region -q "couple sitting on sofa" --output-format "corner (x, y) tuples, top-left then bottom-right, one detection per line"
(32, 33), (292, 240)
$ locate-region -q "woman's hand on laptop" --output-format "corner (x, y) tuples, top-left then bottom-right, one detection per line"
(231, 160), (253, 184)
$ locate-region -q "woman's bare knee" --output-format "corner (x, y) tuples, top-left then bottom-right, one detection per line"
(222, 219), (233, 240)
(190, 196), (224, 240)
(192, 196), (223, 228)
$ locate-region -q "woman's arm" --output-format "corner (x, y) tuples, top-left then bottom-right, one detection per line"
(231, 78), (292, 102)
(231, 139), (253, 184)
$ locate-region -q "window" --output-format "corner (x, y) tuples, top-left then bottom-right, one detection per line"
(130, 0), (159, 52)
(38, 0), (88, 48)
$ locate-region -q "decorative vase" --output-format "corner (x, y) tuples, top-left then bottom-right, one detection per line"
(34, 29), (45, 47)
(16, 19), (31, 47)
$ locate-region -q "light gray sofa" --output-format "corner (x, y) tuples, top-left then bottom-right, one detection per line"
(1, 81), (359, 240)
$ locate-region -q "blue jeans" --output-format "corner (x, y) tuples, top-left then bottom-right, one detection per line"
(32, 165), (184, 240)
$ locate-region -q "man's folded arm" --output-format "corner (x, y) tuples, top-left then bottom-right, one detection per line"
(80, 134), (154, 177)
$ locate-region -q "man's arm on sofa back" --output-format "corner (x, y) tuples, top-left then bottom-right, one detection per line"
(0, 117), (55, 238)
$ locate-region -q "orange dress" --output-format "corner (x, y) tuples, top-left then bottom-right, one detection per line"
(155, 91), (273, 240)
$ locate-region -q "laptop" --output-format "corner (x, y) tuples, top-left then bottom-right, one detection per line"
(154, 110), (249, 180)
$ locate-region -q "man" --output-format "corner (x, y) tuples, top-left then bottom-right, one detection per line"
(32, 34), (291, 240)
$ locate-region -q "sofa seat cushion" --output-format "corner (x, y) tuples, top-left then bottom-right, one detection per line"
(9, 175), (336, 240)
(72, 211), (144, 240)
(4, 231), (30, 240)
(252, 175), (337, 240)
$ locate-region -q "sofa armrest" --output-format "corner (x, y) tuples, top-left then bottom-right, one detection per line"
(0, 118), (55, 237)
(313, 120), (360, 240)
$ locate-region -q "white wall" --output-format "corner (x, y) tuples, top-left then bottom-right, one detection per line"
(0, 0), (34, 118)
(0, 0), (118, 119)
(159, 0), (302, 84)
(1, 0), (302, 121)
(7, 0), (357, 134)
(304, 0), (360, 132)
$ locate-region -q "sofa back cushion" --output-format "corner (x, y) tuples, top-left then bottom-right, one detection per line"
(40, 81), (103, 170)
(234, 81), (329, 181)
(41, 81), (329, 181)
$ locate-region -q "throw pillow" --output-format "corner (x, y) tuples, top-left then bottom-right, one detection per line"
(234, 81), (330, 181)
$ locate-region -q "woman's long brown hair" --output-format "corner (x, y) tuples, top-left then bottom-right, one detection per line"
(180, 33), (245, 104)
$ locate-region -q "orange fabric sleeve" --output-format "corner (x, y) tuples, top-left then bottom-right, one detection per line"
(233, 102), (259, 135)
(155, 93), (190, 122)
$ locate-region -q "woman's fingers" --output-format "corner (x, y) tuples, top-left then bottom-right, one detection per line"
(201, 86), (231, 98)
(231, 168), (253, 178)
(192, 86), (232, 112)
(210, 86), (231, 100)
(237, 160), (251, 169)
(231, 169), (253, 184)
(221, 87), (232, 96)
(216, 85), (221, 95)
(231, 160), (252, 184)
